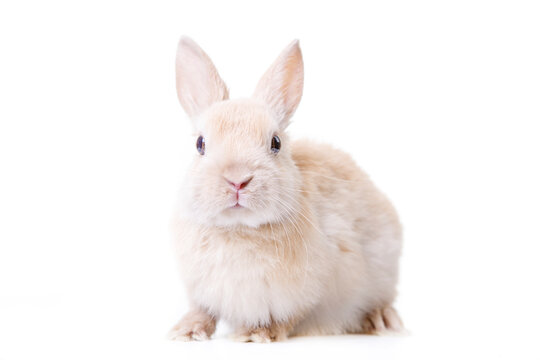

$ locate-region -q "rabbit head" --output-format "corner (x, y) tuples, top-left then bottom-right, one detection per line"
(175, 37), (304, 228)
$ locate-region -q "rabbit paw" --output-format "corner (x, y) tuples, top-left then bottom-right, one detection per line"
(362, 306), (404, 334)
(234, 328), (273, 343)
(233, 322), (290, 343)
(234, 320), (294, 343)
(168, 309), (216, 341)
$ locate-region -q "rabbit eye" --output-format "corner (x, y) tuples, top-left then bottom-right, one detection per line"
(196, 135), (205, 155)
(271, 135), (281, 154)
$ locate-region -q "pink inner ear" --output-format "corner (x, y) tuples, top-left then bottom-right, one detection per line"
(253, 40), (304, 129)
(280, 49), (304, 116)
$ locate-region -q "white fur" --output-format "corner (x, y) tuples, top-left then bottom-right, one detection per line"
(170, 37), (403, 340)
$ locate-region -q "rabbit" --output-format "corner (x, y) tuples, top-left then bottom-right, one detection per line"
(168, 36), (403, 342)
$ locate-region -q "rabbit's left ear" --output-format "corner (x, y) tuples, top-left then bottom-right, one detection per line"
(176, 36), (229, 118)
(253, 40), (304, 129)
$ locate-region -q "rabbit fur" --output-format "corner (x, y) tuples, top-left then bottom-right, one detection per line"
(169, 37), (403, 342)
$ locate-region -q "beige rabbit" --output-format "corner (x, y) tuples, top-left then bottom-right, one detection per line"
(169, 37), (403, 342)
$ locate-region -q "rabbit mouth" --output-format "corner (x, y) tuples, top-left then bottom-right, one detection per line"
(224, 198), (259, 214)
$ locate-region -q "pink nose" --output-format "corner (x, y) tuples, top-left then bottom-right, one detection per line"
(227, 176), (253, 190)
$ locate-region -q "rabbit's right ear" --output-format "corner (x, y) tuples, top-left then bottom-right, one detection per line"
(176, 37), (229, 118)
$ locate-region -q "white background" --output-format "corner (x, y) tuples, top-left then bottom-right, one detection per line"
(1, 0), (539, 359)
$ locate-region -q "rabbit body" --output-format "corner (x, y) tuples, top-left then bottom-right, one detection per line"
(170, 37), (403, 341)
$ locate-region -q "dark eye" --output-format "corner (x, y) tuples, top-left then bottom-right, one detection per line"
(196, 135), (205, 155)
(271, 135), (281, 153)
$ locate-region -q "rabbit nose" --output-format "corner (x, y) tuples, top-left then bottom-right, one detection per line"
(226, 176), (253, 190)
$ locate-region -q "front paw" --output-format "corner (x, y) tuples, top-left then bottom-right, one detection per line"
(233, 327), (273, 343)
(168, 310), (216, 341)
(233, 324), (289, 343)
(168, 326), (211, 342)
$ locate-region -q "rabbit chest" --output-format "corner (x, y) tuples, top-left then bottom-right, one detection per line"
(178, 226), (327, 327)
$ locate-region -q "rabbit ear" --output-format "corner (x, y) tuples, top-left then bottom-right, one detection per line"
(253, 40), (304, 129)
(176, 36), (229, 118)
